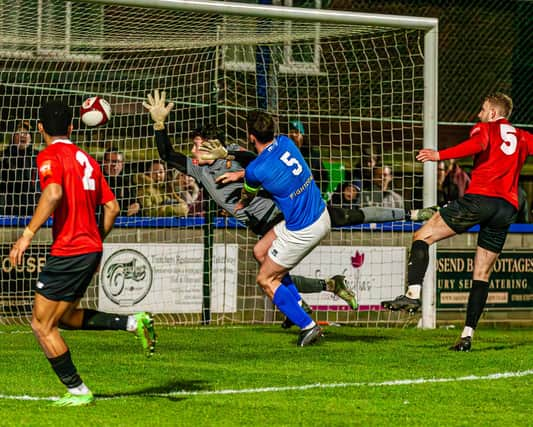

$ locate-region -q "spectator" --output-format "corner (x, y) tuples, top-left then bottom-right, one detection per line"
(288, 119), (329, 194)
(0, 120), (39, 216)
(437, 159), (471, 206)
(350, 146), (381, 193)
(101, 148), (140, 216)
(329, 181), (361, 209)
(361, 165), (404, 209)
(136, 159), (189, 217)
(169, 170), (205, 216)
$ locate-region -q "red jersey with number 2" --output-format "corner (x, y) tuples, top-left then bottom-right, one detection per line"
(439, 119), (533, 209)
(37, 140), (115, 256)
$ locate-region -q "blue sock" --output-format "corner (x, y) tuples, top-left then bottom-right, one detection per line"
(282, 274), (302, 303)
(272, 285), (314, 330)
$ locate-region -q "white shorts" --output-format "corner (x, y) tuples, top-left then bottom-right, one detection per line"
(268, 208), (331, 269)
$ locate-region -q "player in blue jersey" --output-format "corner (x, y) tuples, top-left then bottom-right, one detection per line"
(236, 110), (330, 346)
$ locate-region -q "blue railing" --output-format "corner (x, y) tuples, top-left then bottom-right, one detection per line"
(2, 215), (533, 232)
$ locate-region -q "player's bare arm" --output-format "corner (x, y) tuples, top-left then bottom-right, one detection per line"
(216, 170), (245, 185)
(99, 198), (120, 239)
(9, 182), (63, 265)
(416, 149), (440, 163)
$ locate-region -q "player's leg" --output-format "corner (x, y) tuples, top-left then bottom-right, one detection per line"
(450, 246), (499, 352)
(451, 197), (515, 351)
(42, 252), (156, 355)
(59, 306), (156, 356)
(257, 256), (322, 346)
(254, 225), (315, 329)
(290, 274), (356, 307)
(327, 205), (439, 227)
(381, 211), (456, 312)
(31, 293), (94, 406)
(256, 210), (330, 345)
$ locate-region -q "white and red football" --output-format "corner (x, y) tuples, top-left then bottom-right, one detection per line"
(80, 96), (111, 127)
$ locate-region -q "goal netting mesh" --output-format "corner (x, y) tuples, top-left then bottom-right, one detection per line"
(0, 0), (428, 326)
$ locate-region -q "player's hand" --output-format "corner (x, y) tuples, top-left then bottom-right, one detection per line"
(216, 171), (244, 185)
(416, 149), (440, 163)
(9, 236), (32, 266)
(199, 139), (235, 161)
(142, 89), (175, 126)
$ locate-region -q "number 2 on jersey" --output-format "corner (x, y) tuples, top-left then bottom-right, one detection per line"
(500, 124), (517, 155)
(76, 151), (96, 190)
(280, 151), (303, 176)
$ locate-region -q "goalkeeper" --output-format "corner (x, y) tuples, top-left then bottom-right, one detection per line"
(143, 90), (436, 321)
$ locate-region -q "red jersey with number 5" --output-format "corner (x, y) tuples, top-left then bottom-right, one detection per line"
(439, 119), (533, 209)
(37, 140), (115, 256)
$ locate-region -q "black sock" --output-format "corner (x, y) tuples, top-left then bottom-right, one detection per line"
(82, 309), (128, 330)
(328, 206), (364, 227)
(407, 240), (429, 286)
(48, 349), (82, 389)
(465, 280), (489, 329)
(291, 275), (326, 293)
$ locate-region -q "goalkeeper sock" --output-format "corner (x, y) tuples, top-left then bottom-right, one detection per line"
(291, 275), (326, 293)
(328, 206), (364, 226)
(360, 207), (405, 222)
(465, 280), (489, 330)
(81, 309), (128, 331)
(272, 285), (314, 330)
(48, 349), (83, 389)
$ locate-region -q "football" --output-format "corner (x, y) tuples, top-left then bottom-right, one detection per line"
(80, 96), (111, 127)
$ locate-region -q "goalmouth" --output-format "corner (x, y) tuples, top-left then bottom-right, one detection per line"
(0, 0), (438, 328)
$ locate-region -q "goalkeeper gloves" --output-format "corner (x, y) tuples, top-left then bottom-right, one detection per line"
(199, 139), (235, 161)
(142, 89), (175, 130)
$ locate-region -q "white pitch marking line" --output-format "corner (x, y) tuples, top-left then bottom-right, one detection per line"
(2, 369), (532, 402)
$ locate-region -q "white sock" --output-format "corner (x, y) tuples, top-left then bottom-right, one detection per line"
(302, 320), (316, 331)
(461, 326), (474, 338)
(126, 315), (137, 332)
(406, 285), (421, 299)
(68, 383), (91, 395)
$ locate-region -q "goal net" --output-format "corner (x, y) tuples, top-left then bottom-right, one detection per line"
(0, 0), (437, 327)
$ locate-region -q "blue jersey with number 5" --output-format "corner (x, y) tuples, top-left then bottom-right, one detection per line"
(244, 135), (325, 230)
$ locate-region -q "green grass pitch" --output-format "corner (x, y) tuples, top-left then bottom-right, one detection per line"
(1, 324), (532, 426)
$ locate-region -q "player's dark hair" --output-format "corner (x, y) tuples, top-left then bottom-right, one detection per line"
(191, 123), (225, 145)
(247, 110), (275, 143)
(485, 92), (513, 119)
(39, 99), (72, 136)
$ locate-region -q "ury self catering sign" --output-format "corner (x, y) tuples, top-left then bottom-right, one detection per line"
(437, 251), (533, 309)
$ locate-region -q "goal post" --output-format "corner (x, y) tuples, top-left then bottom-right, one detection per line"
(0, 0), (438, 328)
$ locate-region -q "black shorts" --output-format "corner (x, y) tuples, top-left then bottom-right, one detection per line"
(36, 252), (102, 302)
(440, 194), (517, 253)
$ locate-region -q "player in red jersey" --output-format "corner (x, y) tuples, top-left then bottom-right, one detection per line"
(381, 93), (533, 351)
(9, 100), (156, 406)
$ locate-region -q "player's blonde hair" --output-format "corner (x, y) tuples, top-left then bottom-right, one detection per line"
(485, 92), (513, 119)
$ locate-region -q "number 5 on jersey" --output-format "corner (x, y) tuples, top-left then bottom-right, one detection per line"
(500, 124), (517, 155)
(280, 151), (303, 176)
